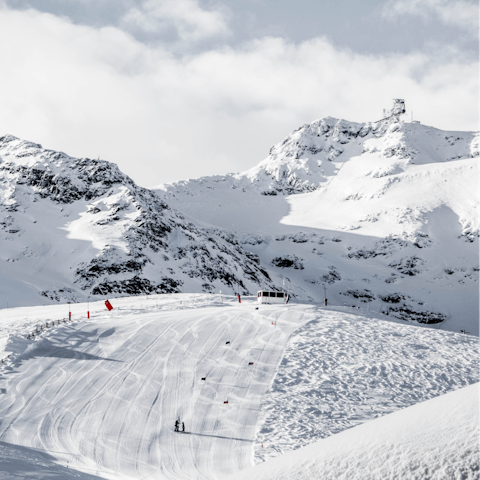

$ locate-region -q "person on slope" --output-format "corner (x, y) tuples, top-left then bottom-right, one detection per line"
(175, 420), (179, 432)
(182, 422), (185, 432)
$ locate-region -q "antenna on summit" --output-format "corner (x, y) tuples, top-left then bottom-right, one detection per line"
(377, 99), (406, 124)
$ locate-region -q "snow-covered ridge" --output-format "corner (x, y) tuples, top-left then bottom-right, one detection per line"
(152, 118), (479, 335)
(0, 134), (136, 202)
(156, 118), (479, 197)
(242, 117), (376, 195)
(0, 135), (275, 306)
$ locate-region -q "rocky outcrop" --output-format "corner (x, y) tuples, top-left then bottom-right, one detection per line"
(0, 135), (275, 301)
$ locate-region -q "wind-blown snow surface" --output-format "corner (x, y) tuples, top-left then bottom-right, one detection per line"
(0, 295), (477, 479)
(229, 383), (480, 480)
(254, 307), (479, 463)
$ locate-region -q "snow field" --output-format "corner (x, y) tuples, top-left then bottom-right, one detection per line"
(0, 294), (318, 479)
(230, 382), (480, 480)
(254, 306), (479, 463)
(0, 295), (477, 479)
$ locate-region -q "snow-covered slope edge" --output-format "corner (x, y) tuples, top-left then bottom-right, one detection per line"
(228, 382), (480, 480)
(0, 442), (106, 480)
(0, 135), (275, 306)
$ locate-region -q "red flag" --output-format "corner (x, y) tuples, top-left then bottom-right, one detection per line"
(105, 300), (113, 311)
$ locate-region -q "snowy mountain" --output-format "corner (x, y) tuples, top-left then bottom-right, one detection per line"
(1, 115), (478, 336)
(158, 117), (479, 196)
(0, 113), (478, 479)
(0, 135), (275, 306)
(155, 118), (479, 335)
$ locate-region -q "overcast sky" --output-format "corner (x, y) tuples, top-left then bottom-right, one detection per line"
(0, 0), (478, 187)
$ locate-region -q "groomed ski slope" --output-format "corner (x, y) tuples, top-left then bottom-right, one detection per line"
(0, 295), (319, 479)
(0, 294), (477, 479)
(229, 382), (480, 480)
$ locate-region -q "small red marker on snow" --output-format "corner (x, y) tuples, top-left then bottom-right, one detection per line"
(224, 400), (228, 404)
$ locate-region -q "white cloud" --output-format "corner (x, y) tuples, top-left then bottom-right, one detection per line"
(121, 0), (230, 43)
(0, 5), (477, 188)
(383, 0), (479, 34)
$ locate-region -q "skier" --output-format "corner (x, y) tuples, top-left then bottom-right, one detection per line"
(182, 422), (185, 432)
(175, 420), (179, 432)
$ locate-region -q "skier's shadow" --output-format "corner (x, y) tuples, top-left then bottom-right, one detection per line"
(189, 432), (253, 443)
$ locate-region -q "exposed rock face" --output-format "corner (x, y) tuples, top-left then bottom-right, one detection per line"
(271, 255), (304, 270)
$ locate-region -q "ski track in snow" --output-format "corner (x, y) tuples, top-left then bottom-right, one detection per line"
(0, 295), (317, 479)
(0, 295), (477, 479)
(254, 307), (479, 463)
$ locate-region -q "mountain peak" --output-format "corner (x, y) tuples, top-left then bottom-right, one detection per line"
(1, 117), (478, 335)
(0, 136), (277, 305)
(235, 117), (478, 196)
